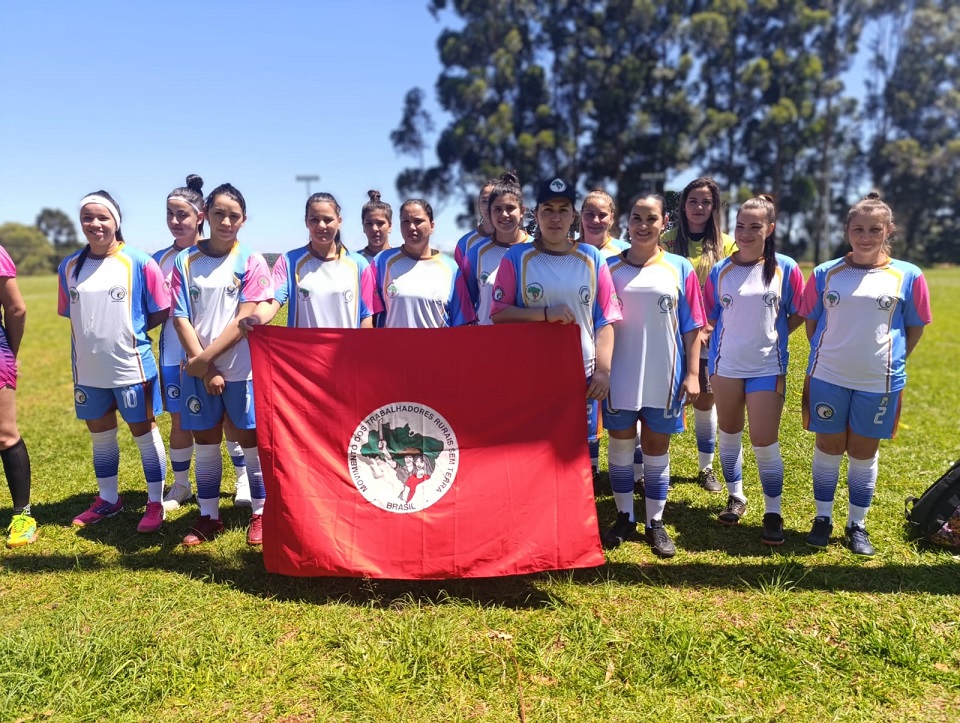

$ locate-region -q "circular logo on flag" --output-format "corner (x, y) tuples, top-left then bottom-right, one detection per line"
(347, 402), (459, 514)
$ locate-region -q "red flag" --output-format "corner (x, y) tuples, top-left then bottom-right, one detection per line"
(249, 323), (604, 579)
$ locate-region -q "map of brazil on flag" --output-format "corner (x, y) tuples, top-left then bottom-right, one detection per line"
(249, 323), (604, 579)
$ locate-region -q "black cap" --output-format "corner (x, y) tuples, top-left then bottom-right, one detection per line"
(536, 177), (576, 205)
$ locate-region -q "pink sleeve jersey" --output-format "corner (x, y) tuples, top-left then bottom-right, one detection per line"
(607, 249), (704, 411)
(463, 233), (531, 325)
(454, 229), (489, 271)
(153, 244), (189, 367)
(0, 246), (17, 360)
(705, 253), (804, 378)
(57, 243), (170, 388)
(273, 246), (373, 329)
(800, 256), (932, 394)
(171, 243), (273, 382)
(372, 248), (475, 329)
(491, 242), (622, 377)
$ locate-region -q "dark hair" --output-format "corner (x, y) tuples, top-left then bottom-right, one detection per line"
(400, 198), (434, 222)
(75, 189), (124, 279)
(675, 176), (726, 283)
(485, 172), (523, 243)
(362, 189), (393, 223)
(845, 191), (896, 255)
(738, 194), (778, 286)
(630, 193), (666, 217)
(168, 174), (205, 234)
(305, 192), (344, 248)
(205, 183), (246, 216)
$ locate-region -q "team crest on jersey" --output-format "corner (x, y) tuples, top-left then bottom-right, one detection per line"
(74, 388), (87, 405)
(720, 293), (733, 309)
(343, 289), (355, 304)
(69, 287), (80, 303)
(525, 282), (544, 303)
(189, 286), (201, 302)
(479, 271), (490, 287)
(658, 294), (675, 312)
(824, 290), (840, 308)
(493, 287), (504, 302)
(387, 283), (399, 298)
(347, 402), (459, 514)
(166, 384), (180, 400)
(108, 285), (127, 302)
(578, 285), (591, 305)
(297, 287), (310, 300)
(763, 292), (779, 307)
(877, 294), (895, 310)
(186, 396), (202, 414)
(225, 283), (239, 298)
(815, 403), (835, 420)
(258, 275), (269, 288)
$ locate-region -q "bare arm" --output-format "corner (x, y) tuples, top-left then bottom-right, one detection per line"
(787, 313), (805, 334)
(905, 325), (925, 358)
(147, 308), (169, 331)
(239, 299), (282, 334)
(0, 277), (26, 358)
(194, 301), (257, 366)
(805, 317), (817, 341)
(680, 326), (702, 404)
(491, 305), (575, 324)
(586, 323), (614, 401)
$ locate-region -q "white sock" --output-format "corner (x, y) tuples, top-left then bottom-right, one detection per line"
(242, 446), (266, 516)
(812, 447), (844, 521)
(134, 428), (167, 503)
(718, 430), (745, 501)
(608, 437), (635, 521)
(170, 444), (193, 488)
(194, 443), (223, 520)
(90, 428), (120, 504)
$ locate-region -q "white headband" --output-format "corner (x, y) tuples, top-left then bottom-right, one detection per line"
(79, 194), (121, 228)
(167, 193), (202, 215)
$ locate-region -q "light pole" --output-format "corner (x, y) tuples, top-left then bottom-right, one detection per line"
(295, 174), (320, 197)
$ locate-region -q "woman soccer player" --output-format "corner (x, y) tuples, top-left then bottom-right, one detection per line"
(703, 195), (804, 544)
(491, 176), (622, 474)
(799, 193), (931, 556)
(462, 172), (530, 325)
(59, 191), (170, 533)
(170, 183), (274, 546)
(372, 199), (475, 328)
(453, 180), (498, 271)
(358, 190), (393, 263)
(243, 192), (375, 330)
(602, 194), (704, 556)
(661, 177), (736, 492)
(155, 175), (250, 512)
(0, 244), (36, 547)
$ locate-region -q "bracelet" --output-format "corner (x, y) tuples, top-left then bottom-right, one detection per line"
(542, 307), (548, 322)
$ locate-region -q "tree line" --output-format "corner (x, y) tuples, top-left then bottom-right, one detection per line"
(0, 210), (81, 275)
(391, 0), (959, 265)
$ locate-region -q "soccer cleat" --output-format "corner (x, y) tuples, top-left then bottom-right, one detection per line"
(718, 495), (747, 526)
(137, 501), (165, 533)
(806, 516), (833, 549)
(72, 496), (124, 527)
(644, 519), (677, 558)
(246, 513), (264, 546)
(234, 477), (252, 508)
(601, 512), (637, 550)
(698, 467), (723, 493)
(760, 513), (785, 546)
(6, 512), (38, 548)
(162, 482), (193, 512)
(182, 515), (224, 546)
(845, 523), (876, 557)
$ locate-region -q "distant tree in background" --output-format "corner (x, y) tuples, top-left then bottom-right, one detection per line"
(0, 223), (54, 276)
(36, 208), (82, 271)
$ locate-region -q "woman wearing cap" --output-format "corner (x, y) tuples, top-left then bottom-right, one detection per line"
(490, 176), (622, 484)
(58, 191), (170, 534)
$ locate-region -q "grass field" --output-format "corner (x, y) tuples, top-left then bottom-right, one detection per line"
(1, 271), (958, 722)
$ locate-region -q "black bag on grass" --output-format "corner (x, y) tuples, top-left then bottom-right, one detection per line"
(905, 459), (960, 547)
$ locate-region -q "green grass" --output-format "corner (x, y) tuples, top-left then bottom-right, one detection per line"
(1, 271), (959, 722)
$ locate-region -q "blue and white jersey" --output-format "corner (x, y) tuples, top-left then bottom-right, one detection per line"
(704, 253), (804, 378)
(171, 242), (273, 382)
(606, 249), (704, 410)
(153, 243), (192, 367)
(273, 246), (374, 329)
(799, 255), (932, 393)
(372, 248), (475, 328)
(462, 233), (531, 325)
(58, 243), (169, 388)
(454, 229), (488, 271)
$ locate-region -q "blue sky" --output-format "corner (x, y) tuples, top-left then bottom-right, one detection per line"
(0, 1), (467, 254)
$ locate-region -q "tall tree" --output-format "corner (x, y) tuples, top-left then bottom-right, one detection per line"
(0, 223), (54, 276)
(35, 208), (78, 248)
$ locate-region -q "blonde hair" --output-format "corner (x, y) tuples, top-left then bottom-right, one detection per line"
(846, 191), (896, 255)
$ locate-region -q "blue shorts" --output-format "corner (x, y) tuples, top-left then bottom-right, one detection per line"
(713, 374), (785, 396)
(74, 379), (163, 423)
(587, 398), (599, 443)
(803, 376), (902, 439)
(602, 399), (686, 436)
(160, 364), (183, 414)
(179, 375), (256, 431)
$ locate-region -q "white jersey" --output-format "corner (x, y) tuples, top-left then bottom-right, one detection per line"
(171, 242), (274, 382)
(372, 248), (474, 328)
(153, 243), (191, 367)
(57, 243), (169, 388)
(606, 250), (705, 410)
(704, 254), (804, 378)
(273, 246), (375, 329)
(462, 233), (531, 325)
